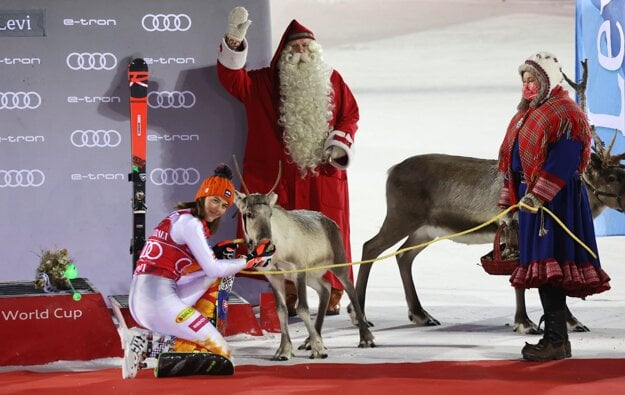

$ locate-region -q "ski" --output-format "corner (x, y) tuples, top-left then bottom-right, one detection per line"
(128, 58), (149, 270)
(155, 352), (234, 377)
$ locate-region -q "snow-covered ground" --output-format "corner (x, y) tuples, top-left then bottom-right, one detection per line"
(227, 0), (624, 366)
(3, 0), (623, 373)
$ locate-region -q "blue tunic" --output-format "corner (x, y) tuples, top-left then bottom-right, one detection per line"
(510, 136), (611, 297)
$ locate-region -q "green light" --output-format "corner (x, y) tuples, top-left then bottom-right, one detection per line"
(64, 263), (78, 279)
(63, 263), (81, 302)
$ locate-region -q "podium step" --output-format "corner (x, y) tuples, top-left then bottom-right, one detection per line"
(0, 278), (122, 366)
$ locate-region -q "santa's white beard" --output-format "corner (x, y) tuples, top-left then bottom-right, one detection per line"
(278, 50), (333, 175)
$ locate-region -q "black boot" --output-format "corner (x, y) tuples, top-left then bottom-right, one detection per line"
(522, 310), (569, 361)
(527, 314), (572, 358)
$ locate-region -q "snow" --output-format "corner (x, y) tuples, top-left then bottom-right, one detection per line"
(2, 0), (623, 373)
(229, 0), (625, 366)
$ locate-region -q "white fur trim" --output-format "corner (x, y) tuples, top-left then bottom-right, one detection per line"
(324, 130), (353, 170)
(218, 37), (248, 70)
(519, 51), (563, 91)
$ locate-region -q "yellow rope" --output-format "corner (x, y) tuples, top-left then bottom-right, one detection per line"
(518, 201), (597, 259)
(240, 203), (596, 275)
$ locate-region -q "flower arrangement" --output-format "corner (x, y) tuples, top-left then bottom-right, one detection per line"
(34, 247), (74, 291)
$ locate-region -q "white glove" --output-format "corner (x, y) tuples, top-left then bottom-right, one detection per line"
(325, 145), (347, 164)
(227, 6), (252, 42)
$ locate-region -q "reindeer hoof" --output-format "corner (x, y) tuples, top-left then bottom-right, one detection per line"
(310, 352), (328, 359)
(298, 337), (311, 350)
(513, 322), (542, 335)
(568, 321), (590, 332)
(272, 346), (294, 361)
(358, 339), (376, 348)
(272, 354), (292, 361)
(409, 311), (440, 326)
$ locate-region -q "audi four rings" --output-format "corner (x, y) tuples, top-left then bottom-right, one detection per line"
(0, 170), (45, 187)
(66, 52), (117, 70)
(0, 92), (42, 109)
(70, 130), (122, 148)
(150, 168), (200, 186)
(147, 91), (196, 109)
(142, 14), (192, 32)
(139, 240), (164, 260)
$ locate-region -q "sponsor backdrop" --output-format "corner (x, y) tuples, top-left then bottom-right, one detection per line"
(576, 0), (625, 235)
(0, 0), (271, 298)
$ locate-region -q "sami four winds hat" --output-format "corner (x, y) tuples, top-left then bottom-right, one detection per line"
(518, 51), (563, 103)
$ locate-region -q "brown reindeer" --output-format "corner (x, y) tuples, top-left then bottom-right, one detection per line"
(351, 60), (625, 334)
(233, 163), (375, 360)
(349, 132), (625, 335)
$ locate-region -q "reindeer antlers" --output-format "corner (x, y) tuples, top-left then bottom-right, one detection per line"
(563, 59), (588, 112)
(605, 130), (625, 168)
(565, 59), (624, 168)
(268, 161), (283, 194)
(232, 154), (251, 194)
(232, 154), (283, 194)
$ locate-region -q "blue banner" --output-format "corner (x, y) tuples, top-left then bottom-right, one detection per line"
(576, 0), (625, 236)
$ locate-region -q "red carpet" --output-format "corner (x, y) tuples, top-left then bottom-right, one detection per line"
(2, 359), (625, 394)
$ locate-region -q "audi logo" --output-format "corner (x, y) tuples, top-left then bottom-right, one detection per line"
(142, 14), (192, 32)
(0, 92), (42, 110)
(66, 52), (117, 71)
(148, 91), (196, 109)
(139, 240), (163, 260)
(174, 257), (193, 273)
(150, 167), (200, 186)
(70, 129), (122, 148)
(0, 169), (45, 188)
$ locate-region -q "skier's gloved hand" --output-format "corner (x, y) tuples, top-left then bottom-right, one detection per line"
(519, 192), (543, 213)
(226, 6), (252, 42)
(245, 240), (275, 269)
(213, 240), (239, 260)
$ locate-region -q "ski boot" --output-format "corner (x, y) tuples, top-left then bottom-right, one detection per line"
(122, 327), (149, 379)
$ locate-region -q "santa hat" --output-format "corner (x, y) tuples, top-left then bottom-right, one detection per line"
(194, 164), (235, 206)
(285, 20), (315, 44)
(518, 51), (563, 104)
(270, 20), (316, 70)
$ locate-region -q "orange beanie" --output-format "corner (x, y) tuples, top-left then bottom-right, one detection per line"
(194, 164), (235, 206)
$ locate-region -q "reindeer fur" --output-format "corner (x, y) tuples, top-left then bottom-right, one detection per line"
(351, 152), (625, 335)
(235, 191), (375, 361)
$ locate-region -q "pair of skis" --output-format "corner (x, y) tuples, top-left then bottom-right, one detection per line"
(128, 58), (148, 269)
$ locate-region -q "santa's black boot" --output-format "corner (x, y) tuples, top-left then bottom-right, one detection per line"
(522, 309), (569, 361)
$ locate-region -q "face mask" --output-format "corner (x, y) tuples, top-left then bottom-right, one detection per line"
(522, 82), (540, 100)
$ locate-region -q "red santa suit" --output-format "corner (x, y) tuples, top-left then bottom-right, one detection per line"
(217, 20), (359, 289)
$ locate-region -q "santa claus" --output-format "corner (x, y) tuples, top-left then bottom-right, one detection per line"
(217, 7), (359, 315)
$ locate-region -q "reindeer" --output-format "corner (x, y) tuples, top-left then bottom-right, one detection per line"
(233, 164), (375, 360)
(350, 61), (625, 334)
(350, 141), (625, 334)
